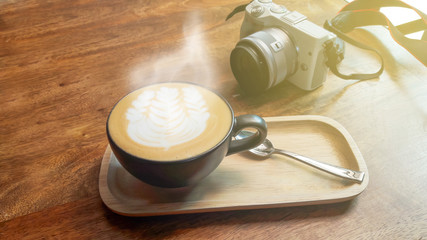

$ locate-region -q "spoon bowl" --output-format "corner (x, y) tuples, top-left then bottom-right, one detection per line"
(236, 130), (365, 183)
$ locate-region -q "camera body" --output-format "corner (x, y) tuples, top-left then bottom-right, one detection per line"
(230, 0), (339, 93)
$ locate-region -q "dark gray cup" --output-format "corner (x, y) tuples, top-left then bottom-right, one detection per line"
(106, 84), (267, 188)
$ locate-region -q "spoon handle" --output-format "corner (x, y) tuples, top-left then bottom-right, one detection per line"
(273, 149), (365, 183)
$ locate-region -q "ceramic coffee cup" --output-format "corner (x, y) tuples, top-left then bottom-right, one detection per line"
(106, 82), (267, 188)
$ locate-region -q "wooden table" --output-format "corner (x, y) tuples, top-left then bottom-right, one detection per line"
(1, 0), (426, 238)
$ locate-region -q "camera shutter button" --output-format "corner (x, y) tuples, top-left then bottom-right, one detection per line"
(270, 5), (287, 14)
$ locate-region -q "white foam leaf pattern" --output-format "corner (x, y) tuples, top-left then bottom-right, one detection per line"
(126, 86), (210, 150)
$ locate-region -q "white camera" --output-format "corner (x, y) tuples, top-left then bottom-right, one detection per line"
(230, 0), (341, 94)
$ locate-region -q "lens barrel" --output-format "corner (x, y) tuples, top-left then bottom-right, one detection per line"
(230, 28), (297, 94)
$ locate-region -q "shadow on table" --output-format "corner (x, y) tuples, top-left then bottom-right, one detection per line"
(103, 199), (355, 239)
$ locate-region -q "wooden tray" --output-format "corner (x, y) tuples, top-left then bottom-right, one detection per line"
(99, 115), (369, 216)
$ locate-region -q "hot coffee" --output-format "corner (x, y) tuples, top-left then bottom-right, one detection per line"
(107, 82), (233, 161)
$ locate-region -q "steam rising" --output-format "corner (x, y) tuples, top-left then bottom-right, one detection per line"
(130, 12), (216, 88)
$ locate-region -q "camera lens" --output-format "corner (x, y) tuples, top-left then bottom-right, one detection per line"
(230, 43), (270, 94)
(230, 28), (297, 94)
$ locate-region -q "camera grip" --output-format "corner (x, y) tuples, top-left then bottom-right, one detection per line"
(227, 114), (267, 156)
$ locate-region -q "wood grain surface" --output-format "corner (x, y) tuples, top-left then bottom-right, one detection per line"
(1, 0), (426, 239)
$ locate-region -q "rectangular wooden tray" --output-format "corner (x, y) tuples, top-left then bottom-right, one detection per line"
(99, 115), (368, 216)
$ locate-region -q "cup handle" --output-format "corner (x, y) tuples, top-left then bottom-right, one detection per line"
(226, 114), (267, 156)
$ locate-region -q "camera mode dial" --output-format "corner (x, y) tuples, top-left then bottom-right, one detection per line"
(250, 5), (265, 17)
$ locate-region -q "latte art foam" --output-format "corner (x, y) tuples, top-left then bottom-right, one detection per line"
(126, 86), (210, 150)
(108, 83), (233, 161)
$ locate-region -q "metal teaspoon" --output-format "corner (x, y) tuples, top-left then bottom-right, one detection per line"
(236, 130), (365, 183)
